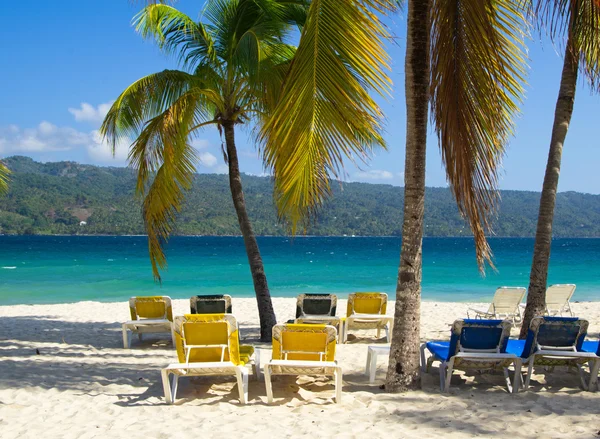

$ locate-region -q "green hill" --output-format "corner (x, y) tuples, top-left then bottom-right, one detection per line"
(1, 155), (599, 237)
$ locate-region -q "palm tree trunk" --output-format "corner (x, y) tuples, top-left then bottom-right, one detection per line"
(223, 121), (277, 341)
(385, 0), (431, 392)
(519, 35), (579, 338)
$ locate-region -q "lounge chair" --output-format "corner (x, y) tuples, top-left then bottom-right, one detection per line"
(263, 323), (342, 403)
(161, 314), (257, 405)
(506, 316), (596, 390)
(545, 284), (576, 316)
(467, 287), (526, 323)
(190, 294), (232, 314)
(294, 294), (342, 338)
(342, 292), (392, 343)
(420, 319), (521, 393)
(122, 296), (174, 348)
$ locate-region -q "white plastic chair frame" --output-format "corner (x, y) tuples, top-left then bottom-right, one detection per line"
(122, 296), (174, 348)
(467, 287), (526, 323)
(544, 284), (576, 317)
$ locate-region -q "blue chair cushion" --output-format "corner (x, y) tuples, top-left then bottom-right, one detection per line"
(506, 339), (526, 357)
(582, 340), (600, 355)
(426, 341), (451, 362)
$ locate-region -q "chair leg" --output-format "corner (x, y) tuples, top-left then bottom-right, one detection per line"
(368, 348), (378, 383)
(384, 326), (390, 343)
(235, 367), (249, 404)
(589, 360), (600, 392)
(161, 369), (177, 404)
(254, 349), (262, 381)
(512, 359), (521, 393)
(122, 324), (130, 349)
(365, 348), (372, 377)
(577, 364), (589, 391)
(419, 344), (428, 373)
(439, 362), (447, 392)
(335, 367), (343, 403)
(524, 359), (535, 390)
(264, 364), (274, 404)
(444, 359), (454, 392)
(503, 368), (512, 393)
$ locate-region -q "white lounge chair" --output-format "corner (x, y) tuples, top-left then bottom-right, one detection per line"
(122, 296), (174, 348)
(161, 314), (257, 405)
(264, 323), (342, 403)
(545, 284), (576, 316)
(467, 287), (526, 323)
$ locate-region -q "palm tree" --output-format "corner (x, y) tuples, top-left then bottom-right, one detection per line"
(265, 0), (527, 391)
(101, 0), (391, 340)
(520, 0), (600, 337)
(0, 162), (8, 196)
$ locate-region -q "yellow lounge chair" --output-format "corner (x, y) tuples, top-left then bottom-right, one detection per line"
(342, 292), (392, 343)
(161, 314), (256, 405)
(122, 296), (174, 348)
(264, 324), (342, 403)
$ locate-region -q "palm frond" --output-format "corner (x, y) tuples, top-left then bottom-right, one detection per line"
(129, 91), (203, 281)
(430, 0), (527, 269)
(0, 161), (9, 196)
(260, 0), (395, 230)
(134, 4), (216, 68)
(100, 70), (221, 153)
(532, 0), (600, 90)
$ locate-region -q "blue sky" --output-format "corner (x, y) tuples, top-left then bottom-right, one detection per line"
(1, 0), (598, 194)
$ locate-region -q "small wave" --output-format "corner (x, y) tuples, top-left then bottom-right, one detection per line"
(2, 266), (16, 270)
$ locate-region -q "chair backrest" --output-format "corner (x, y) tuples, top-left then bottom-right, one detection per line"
(272, 324), (337, 362)
(489, 287), (526, 315)
(172, 314), (243, 365)
(446, 319), (512, 361)
(190, 294), (233, 314)
(129, 296), (173, 322)
(296, 294), (337, 318)
(545, 284), (576, 310)
(520, 316), (588, 359)
(347, 292), (387, 316)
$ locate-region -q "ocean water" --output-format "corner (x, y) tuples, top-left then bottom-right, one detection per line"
(0, 236), (598, 305)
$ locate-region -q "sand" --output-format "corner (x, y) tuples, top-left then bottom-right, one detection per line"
(1, 298), (599, 438)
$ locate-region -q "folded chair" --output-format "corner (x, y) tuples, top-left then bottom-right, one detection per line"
(420, 319), (521, 393)
(190, 294), (232, 314)
(506, 316), (596, 390)
(467, 287), (526, 323)
(161, 314), (257, 405)
(264, 324), (342, 403)
(545, 284), (576, 317)
(122, 296), (174, 348)
(294, 294), (342, 338)
(342, 292), (392, 343)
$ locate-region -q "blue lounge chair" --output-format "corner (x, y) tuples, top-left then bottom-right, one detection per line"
(506, 317), (597, 390)
(420, 319), (521, 393)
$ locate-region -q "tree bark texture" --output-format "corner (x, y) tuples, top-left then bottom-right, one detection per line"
(520, 36), (579, 338)
(223, 121), (277, 340)
(385, 0), (431, 391)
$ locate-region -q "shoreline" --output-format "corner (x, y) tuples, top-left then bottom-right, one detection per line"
(2, 234), (600, 239)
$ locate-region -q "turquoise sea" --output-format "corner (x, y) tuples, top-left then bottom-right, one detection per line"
(0, 236), (598, 305)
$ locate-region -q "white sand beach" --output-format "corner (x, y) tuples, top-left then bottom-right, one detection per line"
(1, 298), (599, 438)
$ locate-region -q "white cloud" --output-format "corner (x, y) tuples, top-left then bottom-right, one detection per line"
(87, 130), (129, 163)
(68, 101), (114, 123)
(353, 169), (394, 180)
(191, 139), (211, 150)
(0, 122), (88, 154)
(215, 164), (229, 174)
(199, 151), (218, 168)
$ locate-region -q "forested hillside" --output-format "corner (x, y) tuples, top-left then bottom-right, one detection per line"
(1, 156), (599, 237)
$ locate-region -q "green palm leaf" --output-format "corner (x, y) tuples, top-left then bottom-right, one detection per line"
(430, 0), (527, 269)
(0, 161), (9, 196)
(260, 0), (395, 230)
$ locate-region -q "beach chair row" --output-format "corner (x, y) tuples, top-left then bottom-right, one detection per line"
(467, 284), (576, 323)
(366, 316), (600, 394)
(122, 292), (393, 348)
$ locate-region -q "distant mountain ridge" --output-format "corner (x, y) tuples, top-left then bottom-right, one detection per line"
(1, 155), (599, 237)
